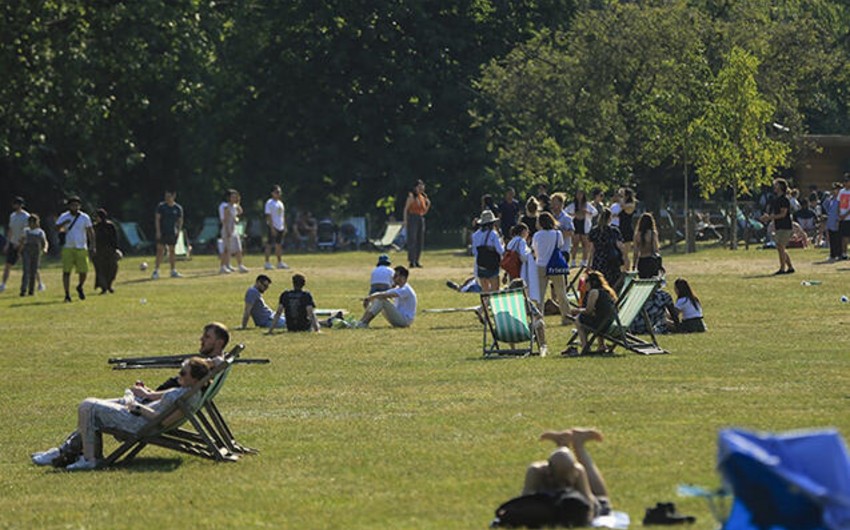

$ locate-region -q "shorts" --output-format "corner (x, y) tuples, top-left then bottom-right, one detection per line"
(574, 221), (586, 236)
(61, 248), (90, 274)
(678, 317), (706, 333)
(267, 226), (285, 245)
(841, 220), (850, 238)
(774, 229), (792, 246)
(477, 266), (500, 279)
(220, 234), (242, 253)
(5, 244), (20, 265)
(158, 232), (177, 246)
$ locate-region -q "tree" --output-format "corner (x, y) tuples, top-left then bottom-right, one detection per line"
(688, 47), (790, 249)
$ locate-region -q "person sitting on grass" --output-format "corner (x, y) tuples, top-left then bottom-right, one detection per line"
(522, 427), (613, 522)
(370, 254), (395, 294)
(562, 270), (618, 356)
(268, 273), (319, 334)
(669, 278), (706, 333)
(32, 357), (211, 471)
(241, 274), (286, 329)
(355, 265), (417, 328)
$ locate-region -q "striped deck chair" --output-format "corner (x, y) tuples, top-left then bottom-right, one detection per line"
(102, 351), (242, 466)
(481, 288), (536, 357)
(565, 279), (668, 356)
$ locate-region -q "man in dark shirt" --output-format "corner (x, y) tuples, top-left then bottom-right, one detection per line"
(761, 178), (795, 275)
(152, 190), (184, 279)
(267, 273), (319, 333)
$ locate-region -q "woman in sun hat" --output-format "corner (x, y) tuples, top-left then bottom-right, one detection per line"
(471, 209), (504, 293)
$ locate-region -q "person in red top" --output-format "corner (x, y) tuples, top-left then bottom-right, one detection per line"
(404, 179), (431, 268)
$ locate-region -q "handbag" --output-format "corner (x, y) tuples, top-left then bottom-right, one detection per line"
(546, 245), (570, 276)
(500, 249), (522, 279)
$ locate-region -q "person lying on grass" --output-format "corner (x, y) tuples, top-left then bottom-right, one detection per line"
(562, 271), (617, 355)
(523, 427), (613, 523)
(31, 357), (211, 471)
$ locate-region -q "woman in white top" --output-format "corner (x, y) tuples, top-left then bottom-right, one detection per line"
(532, 212), (570, 323)
(671, 278), (706, 333)
(506, 222), (541, 306)
(471, 210), (504, 293)
(564, 190), (597, 267)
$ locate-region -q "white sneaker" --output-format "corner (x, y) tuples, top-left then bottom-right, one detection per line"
(38, 282), (46, 291)
(264, 262), (274, 270)
(170, 270), (183, 278)
(151, 269), (160, 280)
(277, 261), (290, 269)
(539, 345), (548, 357)
(579, 260), (587, 267)
(238, 265), (249, 273)
(219, 266), (231, 274)
(66, 456), (98, 471)
(354, 321), (368, 329)
(32, 447), (61, 466)
(226, 265), (235, 272)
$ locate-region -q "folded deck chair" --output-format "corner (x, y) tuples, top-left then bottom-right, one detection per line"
(194, 217), (220, 251)
(173, 229), (191, 260)
(565, 279), (668, 355)
(119, 222), (154, 254)
(102, 351), (242, 466)
(370, 221), (403, 251)
(481, 288), (537, 357)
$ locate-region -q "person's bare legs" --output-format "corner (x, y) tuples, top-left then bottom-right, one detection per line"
(167, 244), (177, 272)
(570, 429), (608, 498)
(576, 323), (589, 351)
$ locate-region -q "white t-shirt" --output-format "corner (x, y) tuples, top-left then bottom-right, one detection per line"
(610, 202), (623, 227)
(9, 210), (30, 244)
(554, 211), (574, 253)
(370, 265), (395, 287)
(388, 283), (417, 323)
(532, 229), (563, 267)
(56, 211), (93, 249)
(264, 198), (286, 231)
(675, 298), (702, 320)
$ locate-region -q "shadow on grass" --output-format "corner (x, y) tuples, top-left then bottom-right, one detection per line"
(740, 272), (785, 279)
(110, 457), (184, 473)
(8, 299), (68, 308)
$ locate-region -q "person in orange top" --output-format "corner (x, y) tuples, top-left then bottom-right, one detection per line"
(404, 179), (431, 268)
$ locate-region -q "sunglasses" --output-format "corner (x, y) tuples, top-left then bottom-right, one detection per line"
(178, 369), (188, 377)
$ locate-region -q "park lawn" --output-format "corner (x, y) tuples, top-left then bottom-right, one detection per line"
(1, 245), (848, 529)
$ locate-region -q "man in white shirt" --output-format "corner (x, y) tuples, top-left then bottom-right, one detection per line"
(263, 185), (289, 270)
(356, 266), (417, 328)
(56, 196), (94, 302)
(1, 196), (31, 292)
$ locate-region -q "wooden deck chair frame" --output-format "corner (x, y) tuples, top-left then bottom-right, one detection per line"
(565, 265), (586, 307)
(370, 221), (403, 250)
(102, 350), (242, 466)
(565, 279), (668, 356)
(480, 287), (536, 357)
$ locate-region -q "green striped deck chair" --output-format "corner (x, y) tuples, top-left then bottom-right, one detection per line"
(565, 279), (668, 356)
(481, 288), (536, 357)
(102, 350), (243, 466)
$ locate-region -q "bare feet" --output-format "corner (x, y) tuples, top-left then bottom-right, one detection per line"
(571, 428), (603, 445)
(540, 429), (573, 447)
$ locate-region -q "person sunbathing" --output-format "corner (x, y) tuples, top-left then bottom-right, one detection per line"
(31, 357), (211, 470)
(523, 427), (613, 522)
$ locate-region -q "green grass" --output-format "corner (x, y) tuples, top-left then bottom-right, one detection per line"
(2, 246), (849, 529)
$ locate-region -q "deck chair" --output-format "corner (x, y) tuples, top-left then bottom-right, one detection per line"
(565, 265), (586, 307)
(342, 216), (368, 250)
(480, 288), (537, 357)
(194, 217), (220, 251)
(317, 219), (337, 251)
(102, 351), (242, 466)
(370, 221), (403, 251)
(565, 279), (668, 355)
(119, 222), (154, 254)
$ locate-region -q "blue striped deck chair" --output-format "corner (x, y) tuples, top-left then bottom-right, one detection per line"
(565, 279), (668, 356)
(481, 288), (536, 357)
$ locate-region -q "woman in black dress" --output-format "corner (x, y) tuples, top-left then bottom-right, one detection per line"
(93, 209), (119, 294)
(588, 208), (628, 289)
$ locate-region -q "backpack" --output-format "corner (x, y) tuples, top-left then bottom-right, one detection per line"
(491, 489), (592, 528)
(476, 229), (501, 272)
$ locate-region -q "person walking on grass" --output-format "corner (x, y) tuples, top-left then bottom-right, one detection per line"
(837, 173), (850, 260)
(19, 214), (48, 296)
(264, 185), (289, 270)
(152, 190), (184, 279)
(760, 178), (795, 275)
(220, 189), (248, 274)
(56, 196), (94, 302)
(2, 196), (42, 293)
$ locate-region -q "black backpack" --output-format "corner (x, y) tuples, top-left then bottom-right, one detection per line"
(491, 489), (592, 528)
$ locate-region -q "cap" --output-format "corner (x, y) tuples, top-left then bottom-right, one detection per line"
(377, 254), (391, 266)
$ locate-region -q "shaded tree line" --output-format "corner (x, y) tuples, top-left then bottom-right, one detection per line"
(2, 0), (849, 236)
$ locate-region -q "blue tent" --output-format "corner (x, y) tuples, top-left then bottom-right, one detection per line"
(718, 428), (850, 530)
